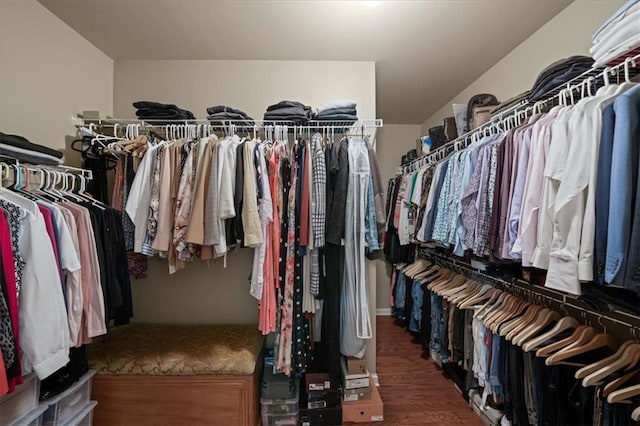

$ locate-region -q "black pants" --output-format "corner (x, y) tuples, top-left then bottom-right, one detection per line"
(322, 242), (343, 385)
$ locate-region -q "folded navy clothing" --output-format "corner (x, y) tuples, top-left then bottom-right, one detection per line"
(0, 143), (63, 166)
(132, 101), (179, 110)
(136, 109), (195, 120)
(133, 101), (195, 120)
(207, 112), (254, 122)
(206, 105), (250, 118)
(266, 100), (311, 113)
(528, 56), (594, 102)
(0, 132), (64, 159)
(263, 114), (310, 124)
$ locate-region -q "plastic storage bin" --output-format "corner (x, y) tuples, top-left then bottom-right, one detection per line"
(42, 371), (95, 425)
(60, 401), (97, 426)
(261, 412), (299, 426)
(0, 373), (40, 424)
(8, 404), (47, 426)
(261, 386), (299, 416)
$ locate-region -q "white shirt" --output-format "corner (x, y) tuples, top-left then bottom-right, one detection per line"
(0, 190), (69, 379)
(544, 85), (622, 294)
(126, 142), (159, 253)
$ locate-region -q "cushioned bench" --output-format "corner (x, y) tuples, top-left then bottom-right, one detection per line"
(87, 324), (264, 426)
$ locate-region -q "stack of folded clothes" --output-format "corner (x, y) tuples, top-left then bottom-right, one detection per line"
(133, 101), (195, 123)
(0, 132), (64, 166)
(206, 105), (254, 125)
(263, 101), (313, 123)
(313, 100), (358, 122)
(528, 56), (594, 102)
(591, 0), (640, 67)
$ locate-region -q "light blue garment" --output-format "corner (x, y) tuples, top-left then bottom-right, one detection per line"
(594, 105), (616, 285)
(365, 174), (380, 252)
(452, 135), (498, 256)
(431, 157), (456, 245)
(409, 280), (423, 333)
(507, 127), (534, 259)
(394, 273), (406, 311)
(605, 84), (640, 285)
(489, 334), (503, 399)
(429, 292), (448, 364)
(423, 159), (449, 241)
(592, 0), (639, 43)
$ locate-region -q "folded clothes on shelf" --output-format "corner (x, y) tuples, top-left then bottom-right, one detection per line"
(264, 100), (313, 123)
(0, 132), (64, 165)
(528, 56), (594, 102)
(133, 101), (195, 123)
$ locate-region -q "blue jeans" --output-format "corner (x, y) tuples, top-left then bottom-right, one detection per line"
(409, 280), (423, 332)
(430, 293), (448, 363)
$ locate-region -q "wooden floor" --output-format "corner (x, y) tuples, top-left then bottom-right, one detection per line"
(367, 316), (482, 426)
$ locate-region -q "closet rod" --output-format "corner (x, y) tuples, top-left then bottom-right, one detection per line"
(400, 52), (640, 174)
(418, 248), (640, 340)
(78, 118), (384, 129)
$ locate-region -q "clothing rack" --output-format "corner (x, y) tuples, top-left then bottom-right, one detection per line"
(79, 118), (383, 133)
(0, 158), (93, 189)
(418, 247), (640, 342)
(400, 52), (640, 174)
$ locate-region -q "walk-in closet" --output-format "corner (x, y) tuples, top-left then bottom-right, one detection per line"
(0, 1), (639, 425)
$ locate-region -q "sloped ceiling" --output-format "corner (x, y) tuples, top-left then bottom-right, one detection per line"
(38, 0), (572, 123)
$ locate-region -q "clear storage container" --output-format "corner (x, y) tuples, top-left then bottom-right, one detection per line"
(260, 392), (299, 415)
(261, 412), (299, 426)
(42, 371), (95, 425)
(60, 401), (97, 426)
(0, 373), (40, 424)
(8, 404), (47, 426)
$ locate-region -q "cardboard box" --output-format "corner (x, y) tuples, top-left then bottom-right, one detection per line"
(341, 357), (369, 390)
(343, 384), (372, 402)
(345, 357), (367, 375)
(342, 377), (383, 423)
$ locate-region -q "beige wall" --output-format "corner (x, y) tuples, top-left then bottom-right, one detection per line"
(374, 124), (422, 311)
(0, 0), (113, 154)
(113, 59), (379, 369)
(421, 0), (626, 132)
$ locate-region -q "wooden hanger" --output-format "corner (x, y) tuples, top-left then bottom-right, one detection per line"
(522, 316), (579, 352)
(475, 291), (507, 321)
(536, 325), (595, 358)
(582, 344), (640, 387)
(491, 297), (532, 333)
(415, 266), (439, 280)
(576, 341), (634, 379)
(499, 304), (541, 338)
(603, 368), (640, 398)
(443, 280), (478, 301)
(513, 309), (561, 346)
(459, 286), (495, 309)
(435, 275), (468, 297)
(427, 270), (456, 291)
(546, 333), (618, 367)
(488, 296), (527, 333)
(607, 384), (640, 404)
(473, 290), (503, 319)
(450, 281), (482, 305)
(431, 273), (464, 294)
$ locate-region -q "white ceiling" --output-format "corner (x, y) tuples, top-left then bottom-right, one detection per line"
(38, 0), (572, 124)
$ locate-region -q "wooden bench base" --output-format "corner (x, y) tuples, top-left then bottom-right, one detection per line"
(92, 368), (261, 426)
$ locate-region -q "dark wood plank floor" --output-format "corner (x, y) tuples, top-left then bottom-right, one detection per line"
(366, 316), (482, 425)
